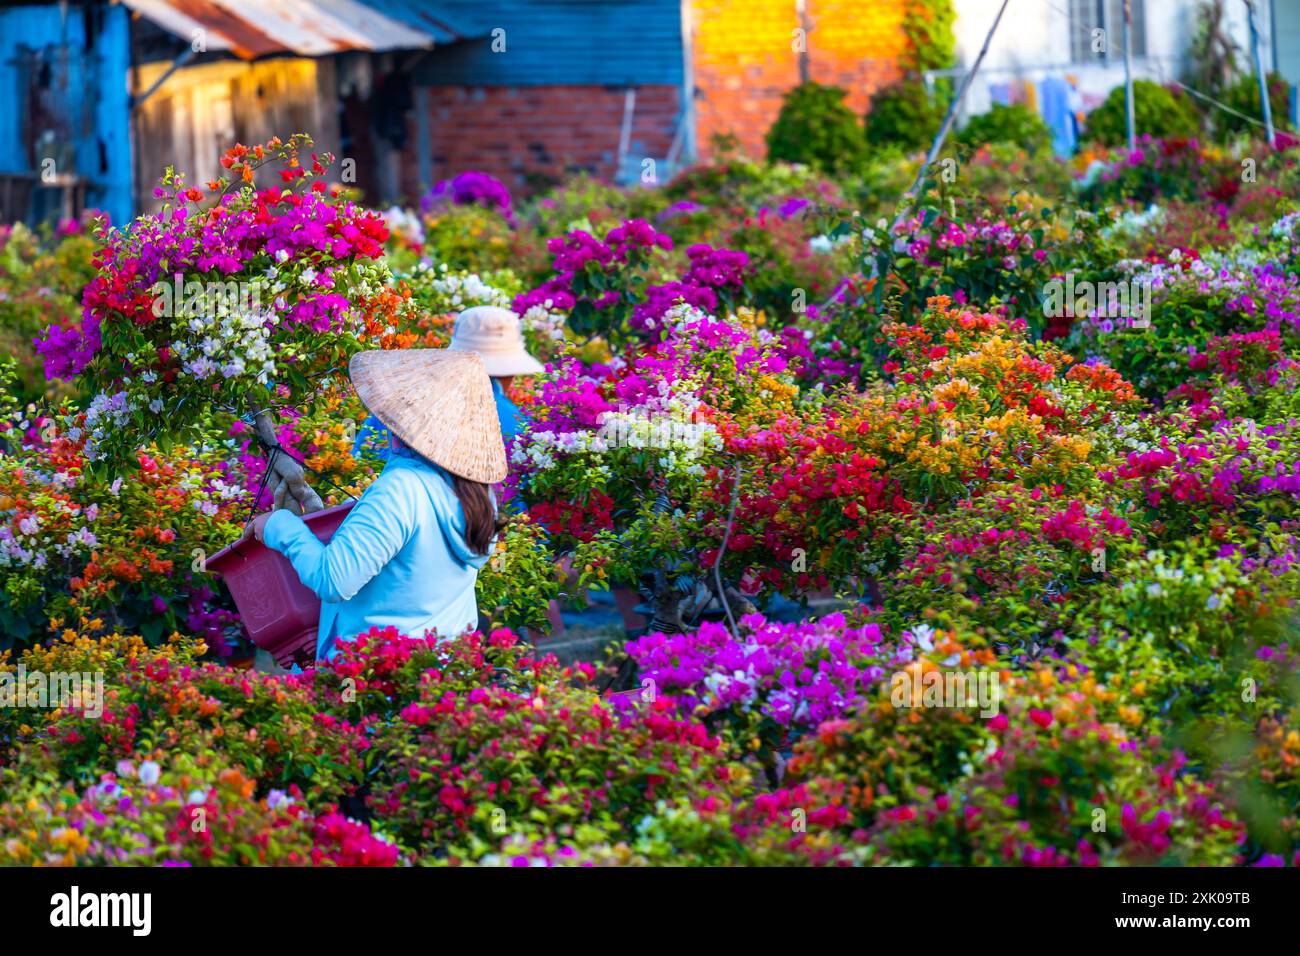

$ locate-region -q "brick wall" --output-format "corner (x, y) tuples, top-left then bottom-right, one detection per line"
(397, 0), (910, 197)
(690, 0), (907, 161)
(400, 84), (680, 199)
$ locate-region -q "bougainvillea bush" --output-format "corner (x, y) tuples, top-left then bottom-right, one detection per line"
(1, 131), (1299, 867)
(0, 368), (247, 650)
(0, 216), (98, 405)
(35, 136), (398, 468)
(1, 617), (1287, 867)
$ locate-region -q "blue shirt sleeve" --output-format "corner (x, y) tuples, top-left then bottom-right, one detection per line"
(491, 380), (523, 441)
(352, 413), (391, 461)
(263, 468), (419, 603)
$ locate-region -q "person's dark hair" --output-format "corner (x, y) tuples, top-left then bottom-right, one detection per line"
(452, 474), (500, 556)
(389, 434), (501, 555)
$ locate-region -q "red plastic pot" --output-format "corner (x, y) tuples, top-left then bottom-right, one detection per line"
(612, 586), (648, 632)
(206, 501), (355, 669)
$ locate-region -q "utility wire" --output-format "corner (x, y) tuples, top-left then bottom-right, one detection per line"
(894, 0), (1012, 230)
(1168, 78), (1278, 133)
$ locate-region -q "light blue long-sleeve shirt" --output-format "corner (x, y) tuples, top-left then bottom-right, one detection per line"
(353, 379), (523, 461)
(263, 453), (491, 659)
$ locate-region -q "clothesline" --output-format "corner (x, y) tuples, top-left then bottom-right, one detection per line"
(921, 0), (1288, 142)
(922, 55), (1184, 85)
(923, 61), (1284, 135)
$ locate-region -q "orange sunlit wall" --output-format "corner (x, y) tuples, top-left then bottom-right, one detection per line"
(690, 0), (907, 160)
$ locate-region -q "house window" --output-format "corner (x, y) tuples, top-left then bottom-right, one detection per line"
(1070, 0), (1146, 64)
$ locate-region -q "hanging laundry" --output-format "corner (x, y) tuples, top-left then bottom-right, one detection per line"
(1038, 75), (1078, 156)
(1019, 79), (1039, 115)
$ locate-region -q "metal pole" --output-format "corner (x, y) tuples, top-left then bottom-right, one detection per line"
(616, 87), (636, 180)
(1245, 0), (1276, 147)
(679, 0), (697, 163)
(796, 0), (810, 85)
(1123, 0), (1135, 150)
(892, 0), (1010, 230)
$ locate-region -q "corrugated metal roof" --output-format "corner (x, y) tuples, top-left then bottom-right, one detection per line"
(122, 0), (482, 60)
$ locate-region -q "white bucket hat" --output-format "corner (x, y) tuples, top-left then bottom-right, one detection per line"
(449, 306), (545, 377)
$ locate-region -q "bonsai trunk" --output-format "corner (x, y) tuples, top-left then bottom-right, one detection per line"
(647, 577), (758, 635)
(253, 410), (323, 516)
(649, 575), (686, 634)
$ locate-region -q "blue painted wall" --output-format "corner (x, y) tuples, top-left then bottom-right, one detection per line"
(410, 0), (684, 87)
(0, 3), (133, 226)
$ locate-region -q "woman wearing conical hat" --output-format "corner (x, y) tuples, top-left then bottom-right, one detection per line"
(353, 305), (544, 459)
(248, 349), (507, 659)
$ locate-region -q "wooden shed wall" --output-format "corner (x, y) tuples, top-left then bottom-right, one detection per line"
(132, 57), (341, 211)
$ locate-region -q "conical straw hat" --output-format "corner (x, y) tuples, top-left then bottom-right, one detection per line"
(349, 349), (508, 484)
